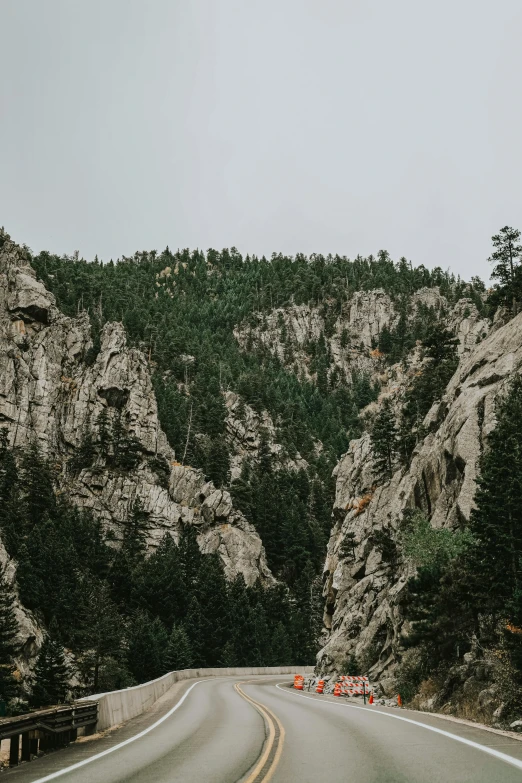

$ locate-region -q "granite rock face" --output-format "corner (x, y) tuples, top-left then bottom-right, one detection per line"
(0, 229), (273, 637)
(318, 308), (522, 681)
(234, 288), (489, 389)
(225, 390), (308, 480)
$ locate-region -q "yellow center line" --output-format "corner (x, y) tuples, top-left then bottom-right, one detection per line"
(234, 681), (286, 783)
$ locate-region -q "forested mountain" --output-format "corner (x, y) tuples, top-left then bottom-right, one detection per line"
(0, 230), (316, 712)
(320, 228), (522, 725)
(1, 223), (522, 727)
(30, 245), (487, 580)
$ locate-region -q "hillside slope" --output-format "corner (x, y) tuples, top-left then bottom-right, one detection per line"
(2, 226), (508, 712)
(0, 231), (271, 586)
(318, 305), (522, 721)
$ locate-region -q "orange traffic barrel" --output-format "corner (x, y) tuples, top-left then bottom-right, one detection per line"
(294, 675), (304, 690)
(333, 682), (341, 697)
(315, 679), (325, 694)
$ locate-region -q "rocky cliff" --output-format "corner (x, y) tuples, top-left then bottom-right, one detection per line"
(225, 390), (308, 480)
(318, 302), (522, 705)
(0, 231), (272, 634)
(234, 288), (490, 389)
(2, 227), (507, 699)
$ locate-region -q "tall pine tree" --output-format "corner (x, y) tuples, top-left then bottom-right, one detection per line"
(166, 624), (193, 671)
(488, 226), (522, 315)
(0, 567), (20, 707)
(468, 376), (522, 622)
(370, 398), (398, 481)
(31, 620), (70, 707)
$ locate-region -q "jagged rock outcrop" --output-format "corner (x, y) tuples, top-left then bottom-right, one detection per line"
(225, 391), (307, 480)
(234, 288), (489, 388)
(233, 297), (389, 383)
(318, 308), (522, 687)
(449, 298), (490, 356)
(0, 231), (273, 613)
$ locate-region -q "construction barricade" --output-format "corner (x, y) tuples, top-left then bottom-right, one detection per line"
(338, 675), (370, 697)
(294, 675), (304, 690)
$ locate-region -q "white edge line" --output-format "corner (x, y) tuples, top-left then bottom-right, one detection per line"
(275, 683), (522, 772)
(30, 680), (206, 783)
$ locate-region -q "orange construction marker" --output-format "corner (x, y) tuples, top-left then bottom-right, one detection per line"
(294, 675), (304, 690)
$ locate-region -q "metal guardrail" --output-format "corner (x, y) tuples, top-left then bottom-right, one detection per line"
(0, 701), (98, 767)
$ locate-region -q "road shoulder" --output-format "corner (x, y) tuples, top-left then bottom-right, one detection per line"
(276, 682), (522, 762)
(3, 677), (202, 782)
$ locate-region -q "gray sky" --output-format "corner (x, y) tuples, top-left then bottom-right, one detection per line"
(1, 0), (521, 281)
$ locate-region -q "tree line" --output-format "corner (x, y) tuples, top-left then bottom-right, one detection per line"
(30, 244), (477, 589)
(0, 436), (319, 713)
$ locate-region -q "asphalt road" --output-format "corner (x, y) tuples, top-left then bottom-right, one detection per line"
(5, 675), (522, 783)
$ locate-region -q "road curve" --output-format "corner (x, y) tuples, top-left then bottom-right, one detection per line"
(5, 675), (522, 782)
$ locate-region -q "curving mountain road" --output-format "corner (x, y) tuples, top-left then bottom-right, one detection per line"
(5, 675), (522, 782)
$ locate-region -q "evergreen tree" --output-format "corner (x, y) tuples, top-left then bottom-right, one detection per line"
(111, 412), (142, 470)
(468, 376), (522, 622)
(31, 621), (70, 707)
(0, 429), (19, 554)
(378, 325), (393, 355)
(126, 612), (168, 683)
(166, 624), (193, 671)
(77, 579), (126, 692)
(399, 325), (458, 465)
(488, 226), (522, 315)
(193, 553), (229, 665)
(370, 398), (398, 480)
(110, 499), (149, 608)
(339, 531), (357, 561)
(69, 427), (96, 474)
(258, 429), (273, 475)
(225, 575), (252, 666)
(0, 429), (16, 497)
(131, 534), (186, 630)
(219, 640), (237, 667)
(290, 562), (322, 664)
(248, 604), (271, 666)
(206, 437), (230, 488)
(0, 568), (20, 705)
(18, 441), (56, 534)
(185, 596), (206, 667)
(97, 409), (111, 453)
(270, 622), (293, 666)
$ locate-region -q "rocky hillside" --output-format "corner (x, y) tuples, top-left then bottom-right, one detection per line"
(5, 225), (515, 713)
(0, 232), (272, 586)
(234, 288), (490, 388)
(0, 231), (281, 689)
(225, 390), (308, 481)
(317, 299), (522, 720)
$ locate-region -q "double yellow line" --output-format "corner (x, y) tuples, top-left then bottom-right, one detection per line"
(234, 681), (285, 783)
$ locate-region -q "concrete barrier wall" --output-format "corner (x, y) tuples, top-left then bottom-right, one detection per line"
(88, 666), (314, 731)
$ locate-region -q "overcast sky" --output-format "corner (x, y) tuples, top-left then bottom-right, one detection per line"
(1, 0), (521, 281)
